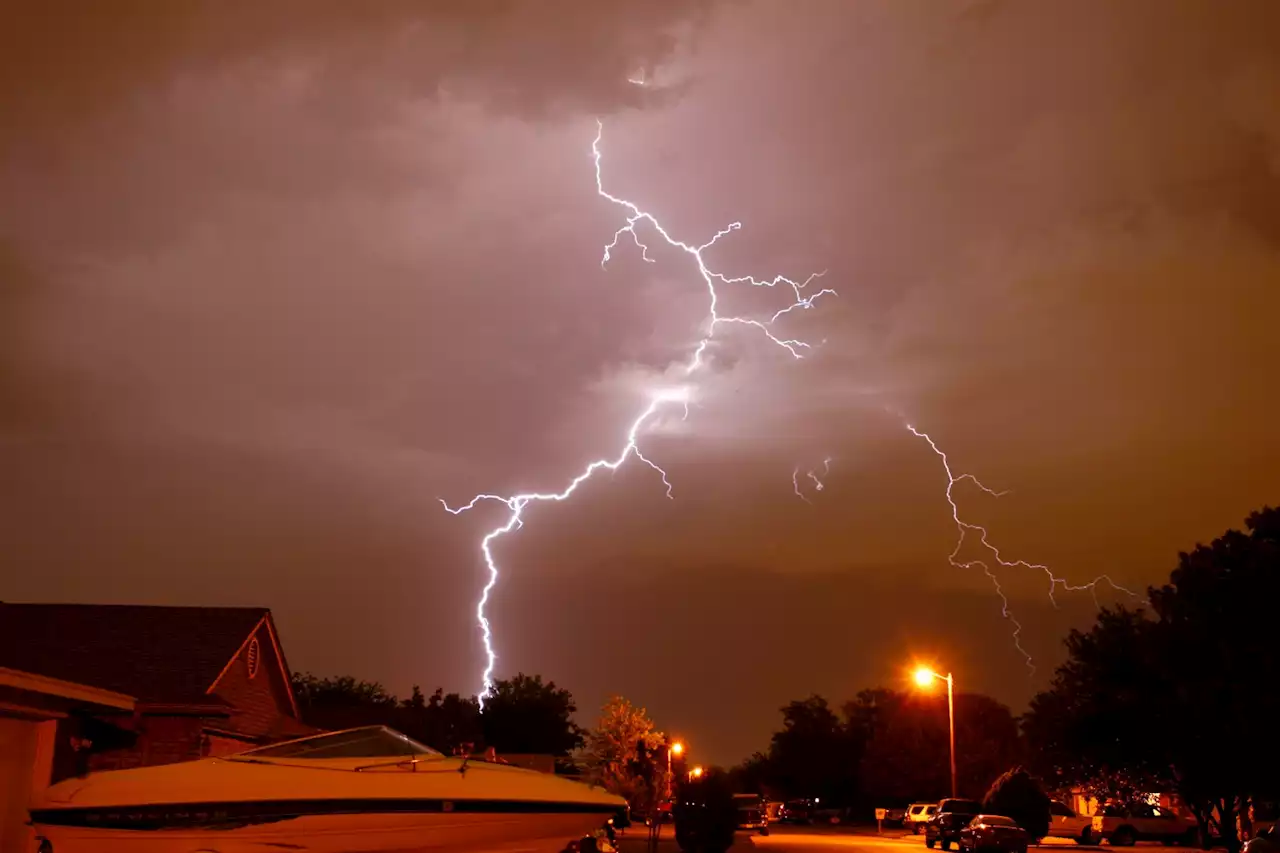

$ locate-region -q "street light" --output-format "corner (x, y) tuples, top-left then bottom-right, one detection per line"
(689, 765), (704, 780)
(913, 666), (957, 799)
(667, 741), (684, 778)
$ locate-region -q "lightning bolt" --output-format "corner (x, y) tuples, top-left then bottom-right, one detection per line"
(443, 121), (835, 703)
(905, 423), (1138, 673)
(792, 456), (833, 503)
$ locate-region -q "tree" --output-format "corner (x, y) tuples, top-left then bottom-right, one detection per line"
(726, 752), (771, 797)
(1022, 608), (1171, 805)
(584, 695), (666, 811)
(983, 767), (1050, 840)
(766, 695), (860, 804)
(402, 687), (482, 755)
(1023, 506), (1280, 852)
(480, 673), (585, 758)
(291, 673), (583, 761)
(859, 690), (1020, 802)
(1145, 506), (1280, 847)
(291, 672), (399, 730)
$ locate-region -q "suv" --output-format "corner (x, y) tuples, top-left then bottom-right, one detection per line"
(908, 803), (940, 833)
(926, 799), (984, 850)
(1090, 803), (1198, 847)
(1046, 800), (1092, 842)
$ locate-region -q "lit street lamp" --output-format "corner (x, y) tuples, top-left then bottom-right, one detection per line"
(668, 741), (684, 780)
(689, 765), (704, 781)
(913, 666), (957, 799)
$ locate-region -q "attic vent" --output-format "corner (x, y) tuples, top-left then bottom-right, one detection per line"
(246, 637), (261, 679)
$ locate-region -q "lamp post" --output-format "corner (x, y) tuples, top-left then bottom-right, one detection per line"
(649, 741), (683, 853)
(913, 666), (956, 799)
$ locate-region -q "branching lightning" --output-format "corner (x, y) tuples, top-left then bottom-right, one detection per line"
(444, 119), (1138, 699)
(442, 121), (835, 704)
(905, 424), (1139, 672)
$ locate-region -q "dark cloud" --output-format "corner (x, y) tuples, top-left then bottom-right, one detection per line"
(0, 0), (713, 134)
(3, 0), (1279, 765)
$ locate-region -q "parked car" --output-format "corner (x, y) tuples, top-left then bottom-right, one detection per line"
(1090, 803), (1198, 847)
(884, 807), (909, 825)
(780, 799), (814, 824)
(959, 815), (1030, 853)
(1046, 800), (1092, 843)
(909, 803), (940, 834)
(926, 799), (985, 850)
(734, 793), (770, 835)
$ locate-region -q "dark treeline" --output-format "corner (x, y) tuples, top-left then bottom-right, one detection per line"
(1022, 506), (1280, 851)
(732, 505), (1280, 852)
(290, 671), (584, 770)
(727, 688), (1021, 811)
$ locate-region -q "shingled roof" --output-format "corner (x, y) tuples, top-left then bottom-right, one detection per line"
(0, 603), (275, 706)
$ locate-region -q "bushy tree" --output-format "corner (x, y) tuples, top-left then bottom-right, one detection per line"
(291, 673), (399, 730)
(860, 690), (1020, 802)
(766, 695), (861, 804)
(983, 766), (1050, 840)
(1021, 609), (1172, 805)
(1023, 506), (1280, 852)
(584, 695), (666, 810)
(730, 687), (1020, 810)
(480, 673), (585, 757)
(401, 686), (482, 755)
(291, 672), (582, 761)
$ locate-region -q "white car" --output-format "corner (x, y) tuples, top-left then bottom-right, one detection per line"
(1046, 800), (1092, 842)
(908, 803), (939, 833)
(1090, 803), (1198, 847)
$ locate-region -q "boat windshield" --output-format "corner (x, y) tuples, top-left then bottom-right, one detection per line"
(235, 726), (442, 760)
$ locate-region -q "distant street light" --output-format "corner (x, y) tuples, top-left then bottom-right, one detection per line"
(913, 666), (957, 799)
(689, 765), (704, 780)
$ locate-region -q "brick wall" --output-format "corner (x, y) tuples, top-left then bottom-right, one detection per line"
(211, 622), (297, 739)
(86, 715), (204, 773)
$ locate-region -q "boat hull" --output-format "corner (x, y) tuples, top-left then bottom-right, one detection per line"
(34, 810), (610, 853)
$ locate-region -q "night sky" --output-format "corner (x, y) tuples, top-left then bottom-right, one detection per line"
(3, 1), (1279, 766)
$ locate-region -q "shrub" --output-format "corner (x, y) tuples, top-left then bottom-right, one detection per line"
(983, 766), (1051, 840)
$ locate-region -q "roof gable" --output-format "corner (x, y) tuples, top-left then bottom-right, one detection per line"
(0, 603), (271, 706)
(206, 611), (300, 719)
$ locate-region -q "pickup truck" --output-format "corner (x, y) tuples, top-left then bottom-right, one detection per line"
(1090, 804), (1198, 846)
(1046, 800), (1092, 842)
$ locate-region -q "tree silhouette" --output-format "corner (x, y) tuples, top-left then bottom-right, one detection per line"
(480, 673), (585, 757)
(728, 687), (1019, 809)
(858, 690), (1020, 802)
(1022, 608), (1170, 804)
(290, 672), (582, 761)
(766, 695), (860, 804)
(983, 767), (1050, 840)
(1024, 506), (1280, 852)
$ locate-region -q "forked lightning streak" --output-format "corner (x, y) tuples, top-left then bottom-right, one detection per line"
(442, 121), (834, 703)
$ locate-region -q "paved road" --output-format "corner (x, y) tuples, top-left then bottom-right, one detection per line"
(619, 826), (1208, 853)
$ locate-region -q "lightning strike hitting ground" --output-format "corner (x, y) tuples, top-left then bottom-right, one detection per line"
(905, 424), (1138, 672)
(443, 121), (835, 703)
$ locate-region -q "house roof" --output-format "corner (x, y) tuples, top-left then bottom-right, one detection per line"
(0, 603), (277, 707)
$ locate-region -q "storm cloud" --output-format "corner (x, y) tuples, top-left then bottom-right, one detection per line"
(3, 0), (1278, 763)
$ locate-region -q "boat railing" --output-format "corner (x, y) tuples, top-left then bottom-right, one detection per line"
(353, 756), (447, 772)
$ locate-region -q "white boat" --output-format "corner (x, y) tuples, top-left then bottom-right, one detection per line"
(30, 725), (624, 853)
